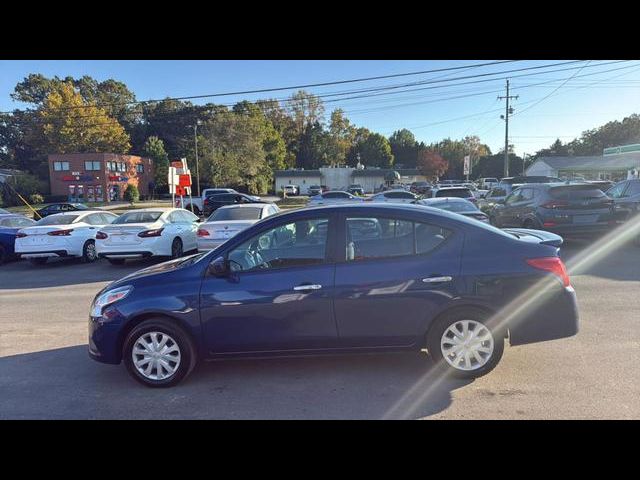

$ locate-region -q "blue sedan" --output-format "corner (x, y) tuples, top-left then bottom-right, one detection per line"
(0, 214), (37, 264)
(89, 204), (579, 387)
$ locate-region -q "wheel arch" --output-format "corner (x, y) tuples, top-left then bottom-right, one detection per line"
(116, 312), (201, 364)
(423, 303), (508, 347)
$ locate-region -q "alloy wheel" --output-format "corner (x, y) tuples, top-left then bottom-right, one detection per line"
(440, 320), (494, 371)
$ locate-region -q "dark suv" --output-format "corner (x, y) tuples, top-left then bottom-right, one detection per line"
(203, 193), (264, 217)
(490, 183), (614, 237)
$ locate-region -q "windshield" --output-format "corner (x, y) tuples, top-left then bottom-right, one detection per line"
(113, 211), (163, 224)
(436, 188), (471, 198)
(36, 214), (79, 225)
(208, 207), (263, 221)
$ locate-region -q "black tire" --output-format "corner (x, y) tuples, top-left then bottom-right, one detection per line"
(171, 237), (184, 259)
(29, 257), (48, 266)
(185, 205), (201, 216)
(107, 258), (126, 265)
(81, 240), (98, 263)
(426, 307), (505, 380)
(123, 318), (198, 388)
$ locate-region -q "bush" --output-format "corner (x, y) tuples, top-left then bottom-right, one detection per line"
(29, 193), (44, 205)
(123, 184), (140, 204)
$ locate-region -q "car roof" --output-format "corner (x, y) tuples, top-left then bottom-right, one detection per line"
(377, 189), (412, 194)
(120, 207), (176, 213)
(420, 196), (472, 203)
(433, 186), (471, 190)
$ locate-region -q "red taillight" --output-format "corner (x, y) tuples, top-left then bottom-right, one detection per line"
(16, 232), (27, 238)
(197, 228), (210, 237)
(96, 231), (108, 240)
(203, 198), (209, 206)
(47, 229), (73, 236)
(138, 228), (164, 238)
(541, 201), (569, 209)
(543, 221), (557, 227)
(526, 257), (571, 287)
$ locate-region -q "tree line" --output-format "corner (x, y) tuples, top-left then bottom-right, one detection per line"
(2, 73), (639, 203)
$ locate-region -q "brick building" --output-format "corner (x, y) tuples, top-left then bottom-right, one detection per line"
(48, 153), (154, 203)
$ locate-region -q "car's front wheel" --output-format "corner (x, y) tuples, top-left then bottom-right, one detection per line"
(426, 308), (504, 379)
(123, 318), (198, 388)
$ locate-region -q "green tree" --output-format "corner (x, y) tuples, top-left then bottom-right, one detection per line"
(326, 108), (356, 166)
(142, 136), (169, 190)
(355, 132), (394, 168)
(124, 184), (140, 203)
(389, 129), (418, 167)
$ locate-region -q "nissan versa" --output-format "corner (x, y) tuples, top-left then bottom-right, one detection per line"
(89, 204), (579, 387)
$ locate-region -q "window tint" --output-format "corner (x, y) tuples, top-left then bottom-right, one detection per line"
(209, 207), (263, 221)
(36, 214), (79, 226)
(83, 214), (104, 225)
(228, 217), (329, 272)
(436, 188), (472, 198)
(323, 192), (349, 199)
(549, 185), (606, 200)
(113, 211), (163, 224)
(346, 217), (414, 261)
(387, 191), (415, 199)
(416, 222), (451, 254)
(606, 182), (627, 198)
(99, 214), (117, 224)
(626, 181), (640, 196)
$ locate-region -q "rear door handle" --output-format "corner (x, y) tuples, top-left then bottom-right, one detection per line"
(293, 284), (322, 291)
(422, 276), (452, 283)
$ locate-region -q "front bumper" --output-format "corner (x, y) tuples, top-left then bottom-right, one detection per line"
(88, 314), (123, 364)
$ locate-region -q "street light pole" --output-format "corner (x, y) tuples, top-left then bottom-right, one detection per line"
(522, 153), (528, 176)
(194, 121), (201, 197)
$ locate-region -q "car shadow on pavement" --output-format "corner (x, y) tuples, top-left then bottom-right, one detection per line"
(0, 257), (166, 290)
(0, 345), (471, 420)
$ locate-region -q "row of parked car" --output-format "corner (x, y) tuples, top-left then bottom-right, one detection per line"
(0, 201), (282, 266)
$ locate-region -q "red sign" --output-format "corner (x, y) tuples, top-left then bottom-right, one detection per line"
(179, 174), (192, 187)
(175, 185), (187, 196)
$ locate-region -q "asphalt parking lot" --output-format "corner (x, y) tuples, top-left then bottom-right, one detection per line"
(1, 240), (639, 419)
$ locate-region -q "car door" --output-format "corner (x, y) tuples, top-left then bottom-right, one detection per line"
(513, 187), (536, 226)
(332, 212), (462, 347)
(175, 210), (199, 251)
(609, 181), (640, 220)
(199, 213), (340, 354)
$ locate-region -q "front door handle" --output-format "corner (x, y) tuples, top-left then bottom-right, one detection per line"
(422, 276), (452, 283)
(293, 284), (322, 291)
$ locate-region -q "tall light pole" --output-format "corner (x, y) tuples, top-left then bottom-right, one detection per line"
(522, 152), (528, 176)
(193, 120), (202, 197)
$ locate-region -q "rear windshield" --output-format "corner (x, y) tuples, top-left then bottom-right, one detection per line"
(429, 200), (478, 212)
(436, 188), (472, 198)
(209, 207), (263, 221)
(36, 214), (79, 225)
(113, 211), (163, 224)
(548, 185), (606, 200)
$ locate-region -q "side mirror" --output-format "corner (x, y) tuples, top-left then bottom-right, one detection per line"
(208, 256), (229, 277)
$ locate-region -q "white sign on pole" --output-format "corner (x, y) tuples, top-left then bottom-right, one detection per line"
(463, 155), (471, 175)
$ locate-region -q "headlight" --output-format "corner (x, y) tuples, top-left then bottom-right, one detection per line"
(91, 285), (133, 318)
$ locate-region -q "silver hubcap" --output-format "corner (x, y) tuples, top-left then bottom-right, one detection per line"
(86, 243), (96, 260)
(440, 320), (494, 371)
(132, 332), (181, 381)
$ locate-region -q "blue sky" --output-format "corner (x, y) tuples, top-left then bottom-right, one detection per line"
(2, 59), (640, 155)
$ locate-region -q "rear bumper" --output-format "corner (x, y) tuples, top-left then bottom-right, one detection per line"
(98, 251), (154, 259)
(197, 238), (226, 251)
(19, 250), (70, 258)
(508, 285), (579, 346)
(545, 223), (612, 237)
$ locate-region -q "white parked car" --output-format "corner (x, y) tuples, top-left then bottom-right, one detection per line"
(282, 185), (299, 196)
(15, 211), (119, 265)
(197, 203), (280, 251)
(96, 208), (199, 265)
(307, 191), (364, 206)
(366, 189), (420, 203)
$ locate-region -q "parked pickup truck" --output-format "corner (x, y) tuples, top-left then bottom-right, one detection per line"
(176, 188), (261, 216)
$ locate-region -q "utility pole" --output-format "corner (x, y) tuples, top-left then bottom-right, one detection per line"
(498, 79), (518, 178)
(193, 120), (202, 197)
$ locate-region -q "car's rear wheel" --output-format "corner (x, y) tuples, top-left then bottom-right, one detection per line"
(171, 237), (183, 259)
(426, 308), (504, 379)
(107, 258), (126, 265)
(81, 240), (97, 263)
(29, 257), (48, 266)
(123, 318), (197, 388)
